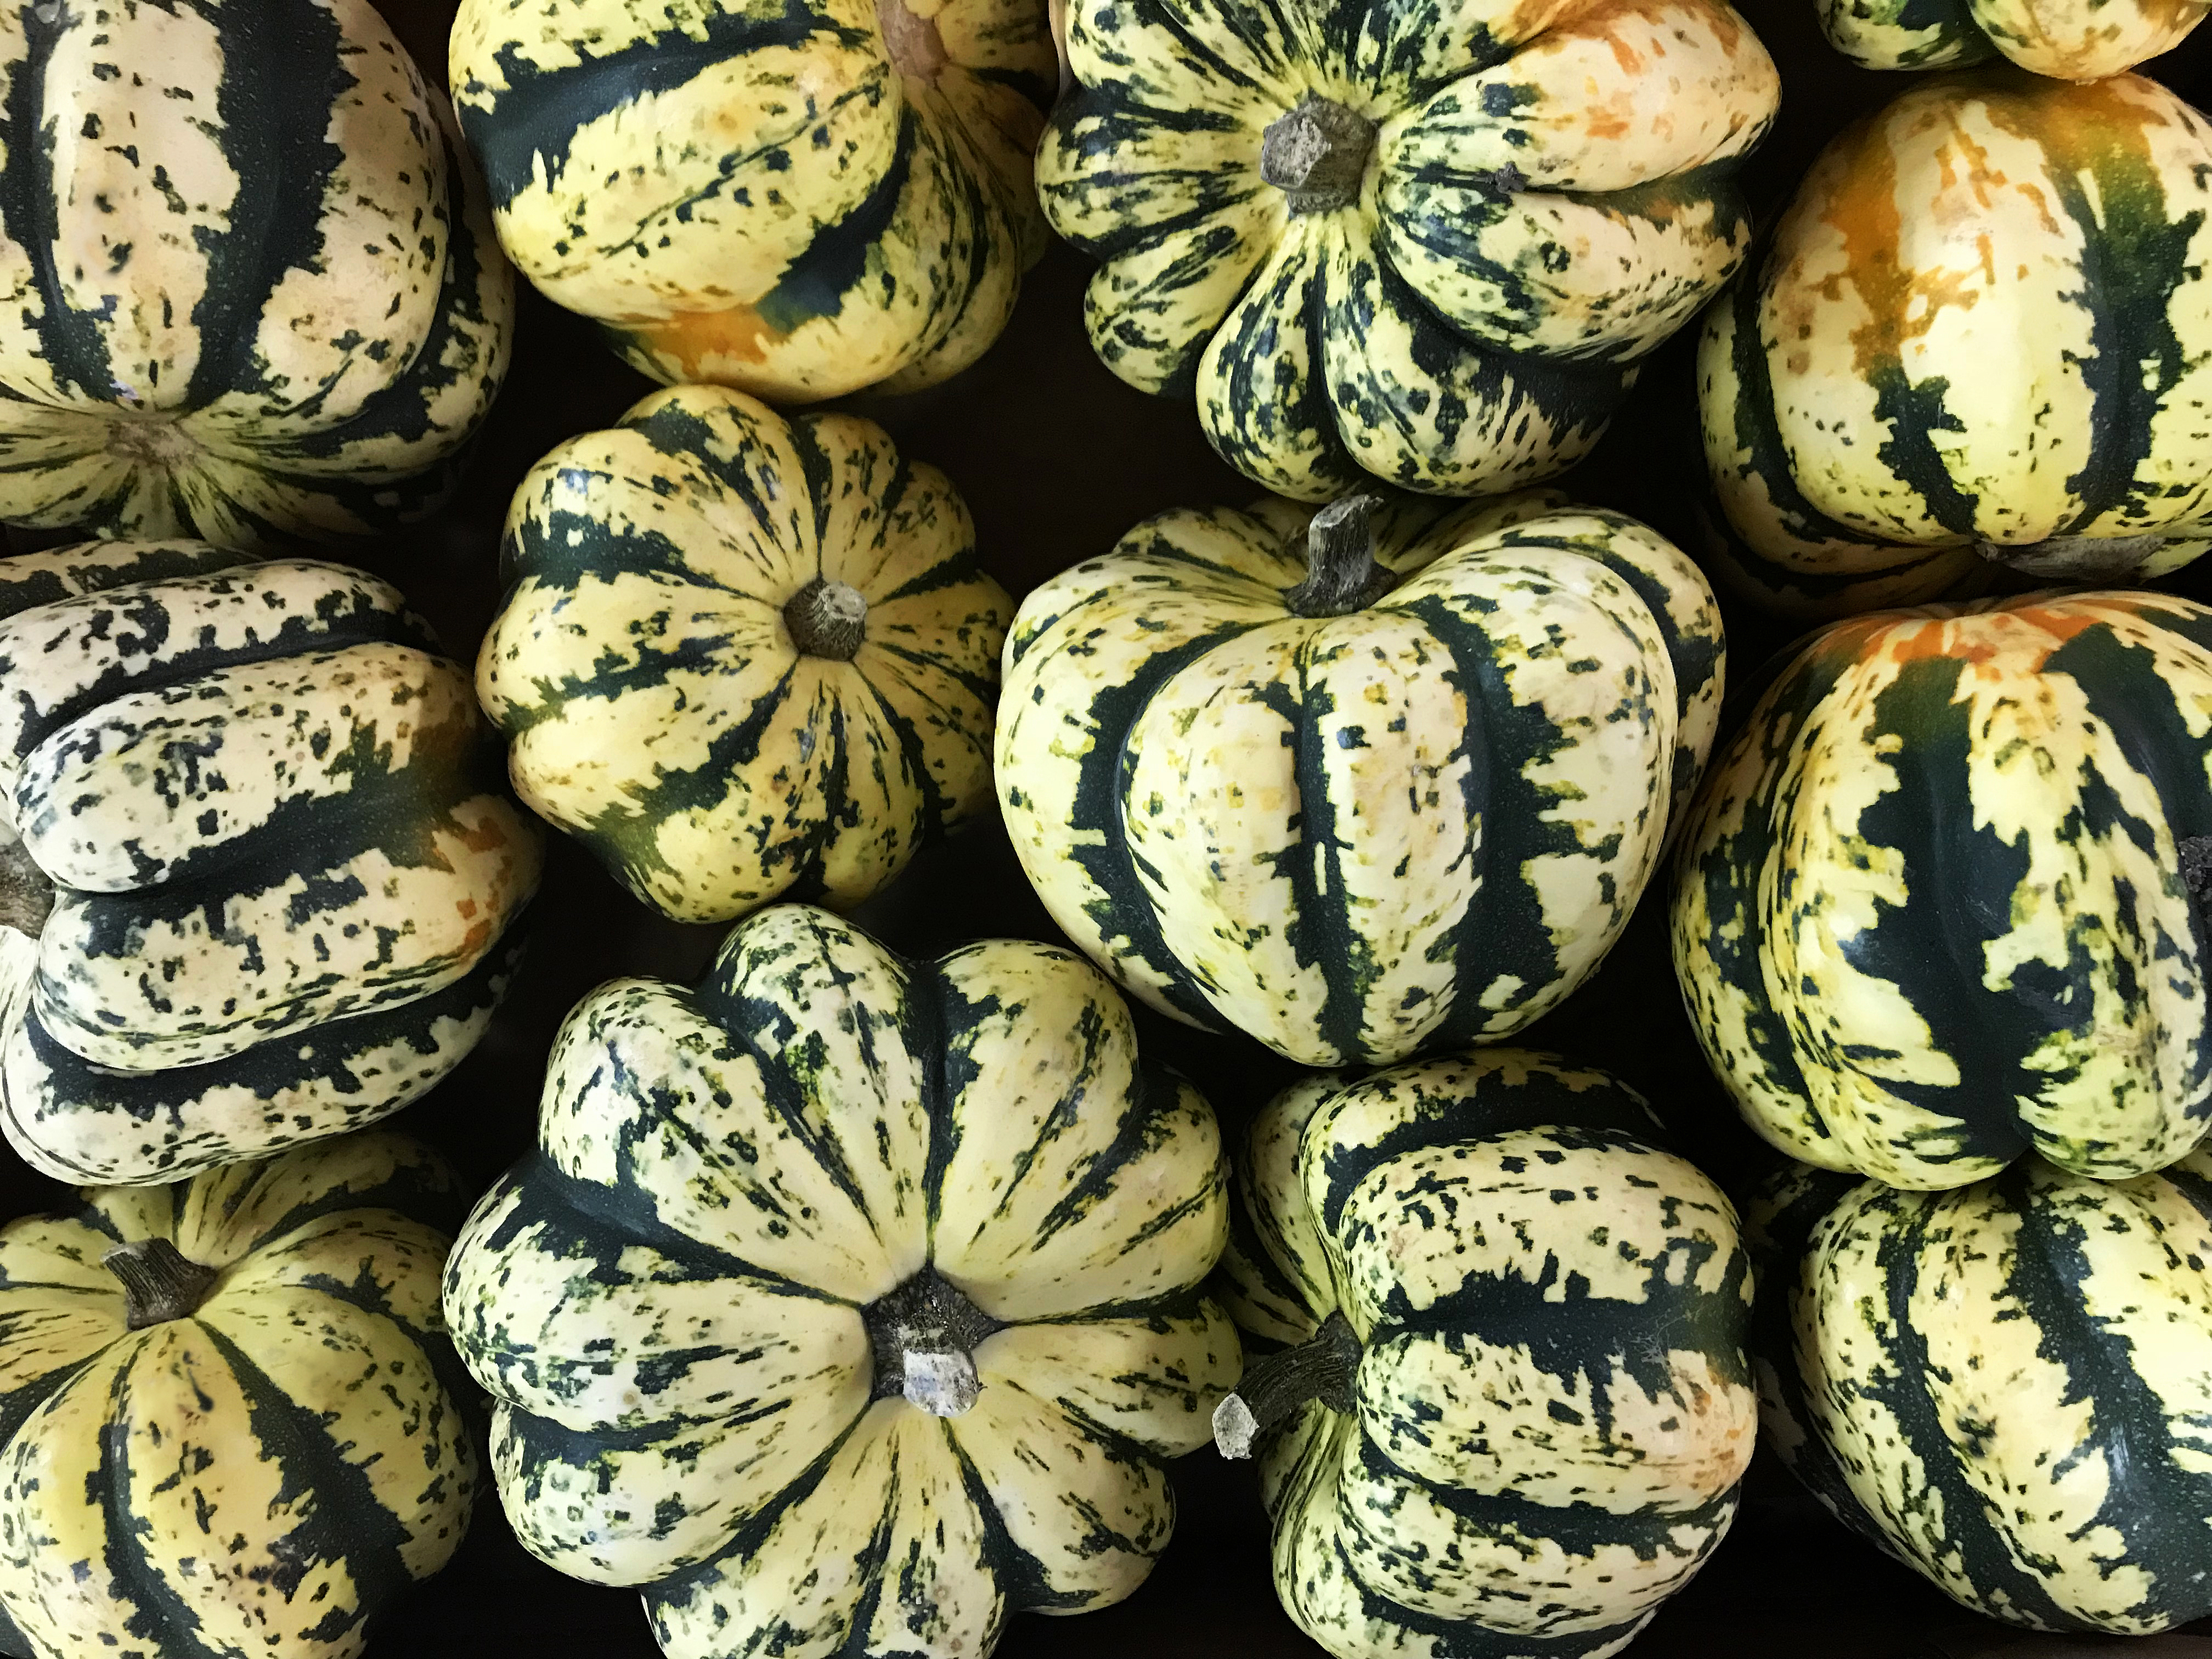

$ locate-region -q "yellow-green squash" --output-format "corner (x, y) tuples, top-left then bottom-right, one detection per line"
(0, 1132), (478, 1659)
(1701, 68), (2212, 618)
(477, 386), (1008, 923)
(1818, 0), (2204, 79)
(1037, 0), (1780, 499)
(0, 0), (513, 549)
(449, 0), (1054, 400)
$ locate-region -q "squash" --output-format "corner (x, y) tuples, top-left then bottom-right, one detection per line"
(1035, 0), (1779, 500)
(0, 542), (541, 1186)
(1701, 68), (2212, 620)
(1750, 1153), (2212, 1635)
(0, 1130), (478, 1659)
(449, 0), (1054, 401)
(441, 904), (1237, 1659)
(0, 0), (513, 550)
(997, 490), (1724, 1067)
(1212, 1050), (1756, 1659)
(1674, 590), (2212, 1191)
(478, 385), (1008, 924)
(1816, 0), (2203, 80)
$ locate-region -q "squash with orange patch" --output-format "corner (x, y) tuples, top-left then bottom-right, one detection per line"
(1211, 1049), (1756, 1659)
(449, 0), (1054, 400)
(1037, 0), (1780, 499)
(1818, 0), (2203, 80)
(1674, 590), (2212, 1190)
(1701, 67), (2212, 618)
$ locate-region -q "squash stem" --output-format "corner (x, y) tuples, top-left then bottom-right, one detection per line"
(0, 832), (50, 939)
(104, 1238), (222, 1329)
(1973, 531), (2165, 580)
(1284, 496), (1393, 618)
(1213, 1310), (1363, 1459)
(785, 578), (870, 661)
(864, 1267), (1001, 1417)
(1261, 96), (1375, 214)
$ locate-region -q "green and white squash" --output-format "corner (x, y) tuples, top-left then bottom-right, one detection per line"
(0, 542), (541, 1186)
(1214, 1051), (1756, 1659)
(0, 0), (514, 549)
(1674, 590), (2212, 1191)
(0, 1130), (478, 1659)
(442, 904), (1235, 1659)
(1751, 1152), (2212, 1634)
(1701, 68), (2212, 619)
(1036, 0), (1779, 499)
(479, 385), (1009, 924)
(1817, 0), (2204, 80)
(449, 0), (1054, 400)
(997, 490), (1724, 1067)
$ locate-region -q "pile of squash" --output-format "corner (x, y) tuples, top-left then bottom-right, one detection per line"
(0, 0), (2207, 1655)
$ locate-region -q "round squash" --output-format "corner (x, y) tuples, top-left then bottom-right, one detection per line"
(0, 1130), (478, 1659)
(1817, 0), (2203, 80)
(1036, 0), (1779, 499)
(1674, 590), (2212, 1192)
(0, 542), (541, 1186)
(1751, 1153), (2212, 1635)
(997, 490), (1724, 1067)
(449, 0), (1054, 401)
(442, 904), (1236, 1659)
(0, 0), (514, 550)
(1701, 68), (2212, 619)
(478, 385), (1008, 924)
(1212, 1051), (1756, 1659)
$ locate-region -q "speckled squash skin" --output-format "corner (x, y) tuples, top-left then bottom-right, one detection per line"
(1673, 592), (2212, 1192)
(442, 905), (1237, 1659)
(0, 0), (514, 550)
(450, 0), (1054, 401)
(1817, 0), (2204, 79)
(0, 1132), (478, 1659)
(1036, 0), (1779, 500)
(996, 490), (1725, 1067)
(1701, 69), (2212, 619)
(1750, 1155), (2212, 1634)
(478, 385), (1009, 925)
(1215, 1051), (1757, 1659)
(0, 543), (541, 1186)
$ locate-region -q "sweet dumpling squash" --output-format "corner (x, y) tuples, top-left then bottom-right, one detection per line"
(443, 905), (1236, 1659)
(1818, 0), (2203, 79)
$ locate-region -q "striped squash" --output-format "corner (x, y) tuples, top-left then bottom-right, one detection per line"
(1674, 590), (2212, 1192)
(997, 490), (1724, 1067)
(0, 542), (541, 1186)
(1701, 69), (2212, 620)
(1818, 0), (2204, 78)
(1036, 0), (1779, 500)
(1212, 1051), (1756, 1659)
(478, 385), (1008, 924)
(1751, 1153), (2212, 1634)
(0, 0), (514, 550)
(0, 1131), (478, 1659)
(443, 904), (1235, 1659)
(449, 0), (1054, 401)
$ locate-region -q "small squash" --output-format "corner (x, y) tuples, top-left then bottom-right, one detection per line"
(997, 491), (1723, 1066)
(1213, 1051), (1756, 1659)
(1816, 0), (2203, 80)
(0, 0), (513, 549)
(443, 904), (1237, 1659)
(449, 0), (1055, 400)
(1702, 69), (2212, 618)
(1751, 1153), (2212, 1634)
(0, 1131), (478, 1659)
(0, 543), (540, 1186)
(1674, 590), (2212, 1190)
(1037, 0), (1779, 498)
(478, 385), (1008, 924)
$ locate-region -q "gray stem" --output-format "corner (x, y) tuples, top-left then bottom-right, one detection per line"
(1261, 96), (1376, 214)
(1974, 532), (2166, 582)
(0, 834), (50, 938)
(864, 1268), (1001, 1417)
(105, 1238), (222, 1329)
(1283, 496), (1394, 617)
(1214, 1310), (1363, 1459)
(785, 578), (869, 661)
